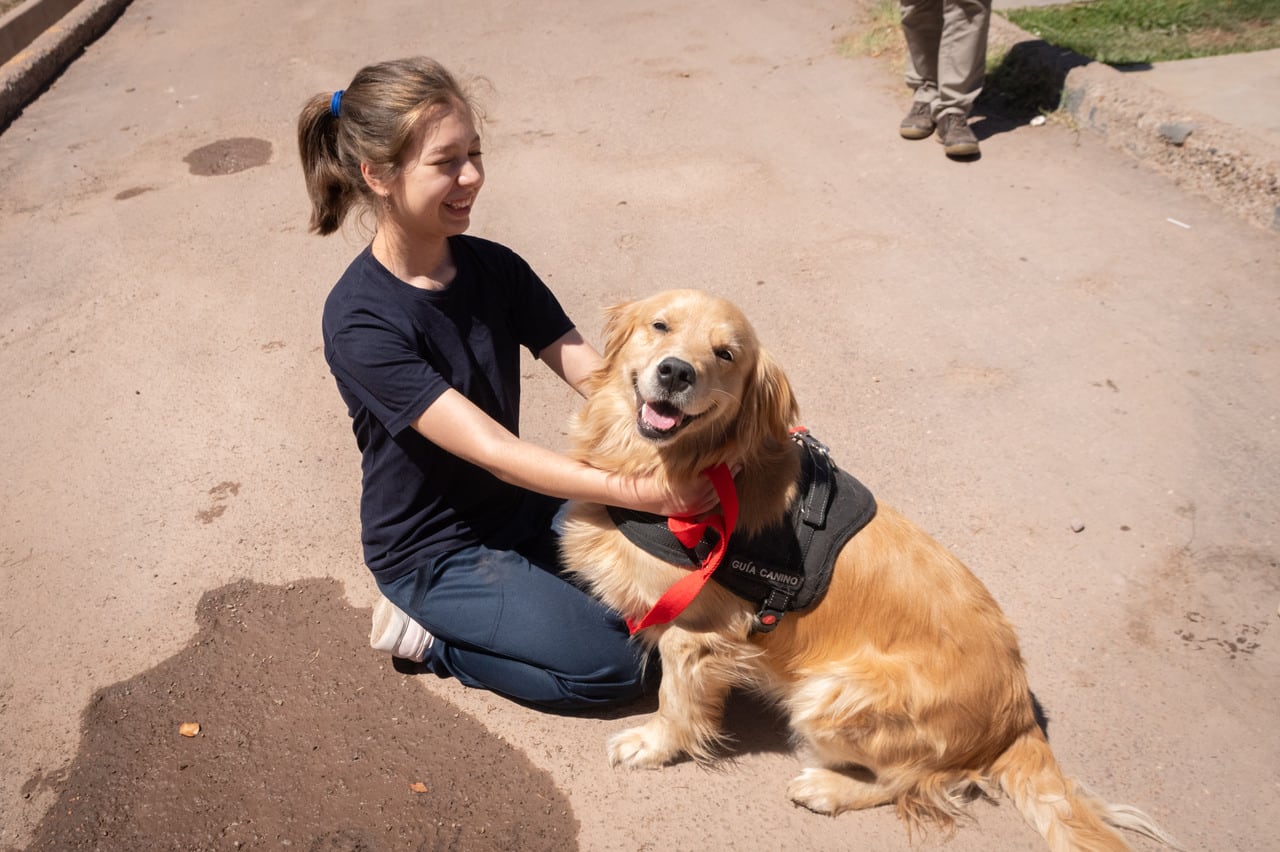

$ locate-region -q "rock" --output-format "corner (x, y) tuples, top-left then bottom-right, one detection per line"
(1158, 122), (1196, 146)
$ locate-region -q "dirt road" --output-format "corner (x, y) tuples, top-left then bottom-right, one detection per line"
(1, 1), (1277, 850)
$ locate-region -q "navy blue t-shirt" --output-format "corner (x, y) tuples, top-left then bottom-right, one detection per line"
(322, 235), (575, 582)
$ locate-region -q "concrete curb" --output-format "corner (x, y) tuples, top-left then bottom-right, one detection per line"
(990, 15), (1280, 231)
(0, 0), (133, 132)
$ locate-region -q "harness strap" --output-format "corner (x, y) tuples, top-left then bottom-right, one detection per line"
(793, 428), (834, 580)
(794, 428), (833, 530)
(748, 427), (834, 632)
(626, 463), (738, 633)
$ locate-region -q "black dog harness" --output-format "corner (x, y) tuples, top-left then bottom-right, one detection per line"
(607, 430), (877, 632)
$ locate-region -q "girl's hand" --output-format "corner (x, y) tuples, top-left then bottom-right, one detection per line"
(657, 475), (722, 518)
(617, 465), (740, 518)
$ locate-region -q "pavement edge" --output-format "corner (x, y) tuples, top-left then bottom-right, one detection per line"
(0, 0), (133, 133)
(991, 15), (1280, 232)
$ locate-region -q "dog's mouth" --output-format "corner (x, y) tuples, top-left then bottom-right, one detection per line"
(635, 386), (702, 441)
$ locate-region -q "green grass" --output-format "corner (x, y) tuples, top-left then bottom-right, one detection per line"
(838, 0), (903, 59)
(1005, 0), (1280, 64)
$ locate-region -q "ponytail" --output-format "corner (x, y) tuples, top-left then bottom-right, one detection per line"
(296, 57), (482, 237)
(297, 93), (356, 235)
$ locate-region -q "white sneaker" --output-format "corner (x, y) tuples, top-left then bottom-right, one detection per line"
(370, 596), (434, 662)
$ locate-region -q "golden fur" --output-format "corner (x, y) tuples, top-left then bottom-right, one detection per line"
(562, 289), (1175, 851)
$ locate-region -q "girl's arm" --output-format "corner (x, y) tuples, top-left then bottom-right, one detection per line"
(538, 328), (602, 397)
(412, 388), (719, 516)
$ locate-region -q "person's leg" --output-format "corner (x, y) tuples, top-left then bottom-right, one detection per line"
(936, 0), (992, 118)
(930, 0), (989, 155)
(379, 498), (647, 712)
(421, 543), (647, 710)
(900, 0), (943, 105)
(899, 0), (944, 138)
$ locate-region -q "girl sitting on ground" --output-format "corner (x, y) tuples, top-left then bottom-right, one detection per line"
(297, 56), (719, 711)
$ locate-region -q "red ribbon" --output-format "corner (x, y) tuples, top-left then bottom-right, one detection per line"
(626, 463), (739, 633)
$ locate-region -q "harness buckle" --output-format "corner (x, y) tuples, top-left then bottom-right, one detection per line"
(751, 588), (793, 633)
(791, 426), (830, 457)
(751, 607), (786, 633)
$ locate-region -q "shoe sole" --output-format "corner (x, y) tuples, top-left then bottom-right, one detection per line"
(370, 597), (432, 662)
(371, 598), (405, 647)
(936, 131), (979, 156)
(900, 126), (935, 140)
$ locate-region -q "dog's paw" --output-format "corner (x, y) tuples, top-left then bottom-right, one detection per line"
(607, 724), (681, 769)
(787, 767), (860, 816)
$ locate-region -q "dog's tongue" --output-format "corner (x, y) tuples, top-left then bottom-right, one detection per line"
(642, 403), (680, 432)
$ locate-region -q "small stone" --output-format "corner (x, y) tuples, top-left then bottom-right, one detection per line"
(1069, 519), (1086, 533)
(1158, 122), (1195, 146)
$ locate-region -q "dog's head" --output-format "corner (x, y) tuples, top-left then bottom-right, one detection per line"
(583, 289), (797, 473)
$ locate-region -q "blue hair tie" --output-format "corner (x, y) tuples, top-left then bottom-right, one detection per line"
(330, 89), (344, 118)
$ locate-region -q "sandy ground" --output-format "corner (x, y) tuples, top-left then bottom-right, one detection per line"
(1, 0), (1277, 850)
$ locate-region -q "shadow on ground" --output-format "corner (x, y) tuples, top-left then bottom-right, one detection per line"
(22, 579), (578, 852)
(973, 38), (1092, 139)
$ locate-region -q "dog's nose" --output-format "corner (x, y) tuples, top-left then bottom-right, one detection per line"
(656, 357), (696, 393)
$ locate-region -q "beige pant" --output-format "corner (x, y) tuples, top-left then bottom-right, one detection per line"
(900, 0), (992, 118)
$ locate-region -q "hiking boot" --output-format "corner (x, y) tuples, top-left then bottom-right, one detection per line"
(899, 101), (935, 140)
(370, 596), (434, 662)
(936, 113), (980, 157)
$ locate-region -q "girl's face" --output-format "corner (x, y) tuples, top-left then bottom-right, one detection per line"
(383, 103), (484, 242)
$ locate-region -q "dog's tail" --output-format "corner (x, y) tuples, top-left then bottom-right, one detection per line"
(992, 726), (1178, 851)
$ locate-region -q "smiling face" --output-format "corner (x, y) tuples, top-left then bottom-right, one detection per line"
(574, 289), (799, 488)
(605, 290), (758, 445)
(368, 101), (484, 243)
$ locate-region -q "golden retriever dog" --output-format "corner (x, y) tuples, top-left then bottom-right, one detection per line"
(561, 289), (1174, 851)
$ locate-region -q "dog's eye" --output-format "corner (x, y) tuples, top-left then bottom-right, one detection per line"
(652, 321), (669, 333)
(715, 348), (734, 363)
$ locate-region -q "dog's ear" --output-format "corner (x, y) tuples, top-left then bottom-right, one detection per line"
(736, 346), (799, 451)
(599, 300), (640, 361)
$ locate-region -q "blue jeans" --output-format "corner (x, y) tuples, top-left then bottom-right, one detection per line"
(377, 493), (648, 711)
